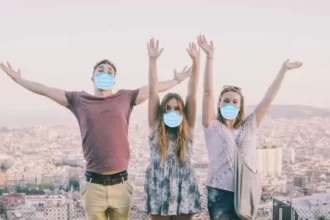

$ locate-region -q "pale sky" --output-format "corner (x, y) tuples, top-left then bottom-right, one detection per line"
(0, 0), (329, 126)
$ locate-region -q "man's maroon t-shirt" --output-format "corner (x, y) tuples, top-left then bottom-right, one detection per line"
(65, 89), (139, 173)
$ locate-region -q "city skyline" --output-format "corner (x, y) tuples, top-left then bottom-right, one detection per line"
(1, 113), (330, 219)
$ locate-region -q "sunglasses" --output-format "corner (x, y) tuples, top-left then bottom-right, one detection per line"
(223, 85), (242, 91)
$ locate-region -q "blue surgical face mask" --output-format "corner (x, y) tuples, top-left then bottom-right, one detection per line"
(163, 110), (183, 128)
(220, 103), (240, 120)
(94, 72), (116, 90)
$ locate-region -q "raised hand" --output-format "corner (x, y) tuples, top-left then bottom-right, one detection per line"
(197, 35), (214, 58)
(0, 62), (21, 81)
(282, 59), (303, 70)
(186, 42), (200, 60)
(147, 38), (164, 59)
(174, 66), (191, 83)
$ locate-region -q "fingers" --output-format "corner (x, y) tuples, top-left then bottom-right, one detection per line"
(148, 38), (163, 55)
(186, 66), (192, 74)
(148, 38), (156, 49)
(198, 35), (207, 44)
(7, 62), (13, 70)
(158, 48), (164, 56)
(197, 35), (203, 46)
(181, 66), (188, 73)
(293, 62), (303, 67)
(202, 35), (206, 43)
(150, 38), (155, 48)
(0, 62), (9, 73)
(187, 42), (198, 56)
(156, 40), (160, 50)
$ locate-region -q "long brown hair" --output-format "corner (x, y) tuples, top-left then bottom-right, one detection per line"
(157, 93), (189, 165)
(217, 86), (245, 129)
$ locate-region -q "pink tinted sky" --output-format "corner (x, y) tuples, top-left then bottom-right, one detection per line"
(0, 0), (329, 121)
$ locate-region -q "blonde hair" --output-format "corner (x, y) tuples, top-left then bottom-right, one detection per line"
(217, 86), (245, 129)
(156, 93), (189, 165)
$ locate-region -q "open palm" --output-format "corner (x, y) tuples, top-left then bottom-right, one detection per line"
(197, 35), (214, 57)
(0, 62), (21, 81)
(147, 38), (164, 59)
(283, 59), (303, 70)
(186, 42), (199, 59)
(174, 66), (191, 83)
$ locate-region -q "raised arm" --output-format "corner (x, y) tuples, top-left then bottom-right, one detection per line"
(254, 59), (302, 127)
(185, 42), (200, 131)
(147, 38), (163, 129)
(135, 68), (191, 105)
(197, 35), (216, 128)
(0, 62), (68, 106)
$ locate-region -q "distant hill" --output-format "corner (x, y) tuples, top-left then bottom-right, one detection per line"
(246, 105), (330, 118)
(198, 105), (330, 120)
(0, 105), (329, 128)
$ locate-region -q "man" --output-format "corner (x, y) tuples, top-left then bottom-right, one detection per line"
(0, 56), (190, 220)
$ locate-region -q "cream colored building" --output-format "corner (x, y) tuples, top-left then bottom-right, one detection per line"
(257, 145), (283, 177)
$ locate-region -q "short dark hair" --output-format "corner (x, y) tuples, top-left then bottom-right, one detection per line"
(93, 59), (117, 74)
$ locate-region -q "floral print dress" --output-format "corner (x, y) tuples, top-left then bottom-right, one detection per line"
(141, 134), (202, 216)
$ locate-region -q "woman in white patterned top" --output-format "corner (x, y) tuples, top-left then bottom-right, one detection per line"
(197, 35), (303, 220)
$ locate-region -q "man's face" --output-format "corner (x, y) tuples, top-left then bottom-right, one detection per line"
(93, 63), (116, 77)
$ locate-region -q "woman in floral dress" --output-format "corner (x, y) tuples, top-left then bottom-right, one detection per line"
(141, 37), (202, 220)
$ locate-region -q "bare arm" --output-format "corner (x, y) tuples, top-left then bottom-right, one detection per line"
(185, 43), (201, 132)
(254, 60), (302, 127)
(202, 57), (216, 128)
(16, 78), (68, 106)
(135, 79), (179, 105)
(135, 68), (190, 105)
(148, 58), (160, 128)
(197, 35), (216, 128)
(0, 62), (68, 107)
(147, 38), (164, 129)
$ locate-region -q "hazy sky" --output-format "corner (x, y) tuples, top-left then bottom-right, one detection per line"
(0, 0), (329, 125)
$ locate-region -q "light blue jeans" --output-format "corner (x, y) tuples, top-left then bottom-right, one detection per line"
(207, 186), (240, 220)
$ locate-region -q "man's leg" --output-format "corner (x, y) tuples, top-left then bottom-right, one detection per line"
(81, 182), (109, 220)
(150, 215), (171, 220)
(107, 180), (133, 220)
(171, 215), (193, 220)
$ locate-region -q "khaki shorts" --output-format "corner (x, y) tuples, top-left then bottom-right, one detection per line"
(81, 179), (134, 220)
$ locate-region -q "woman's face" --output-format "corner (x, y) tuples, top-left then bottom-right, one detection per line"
(219, 91), (241, 108)
(165, 98), (182, 114)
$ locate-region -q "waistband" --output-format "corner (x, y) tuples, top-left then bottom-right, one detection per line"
(85, 170), (128, 181)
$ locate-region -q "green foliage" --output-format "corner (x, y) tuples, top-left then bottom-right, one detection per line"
(68, 178), (80, 192)
(13, 182), (54, 195)
(38, 182), (55, 190)
(0, 187), (8, 195)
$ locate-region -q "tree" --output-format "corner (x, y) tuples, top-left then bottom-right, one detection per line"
(16, 186), (25, 193)
(68, 178), (80, 192)
(0, 188), (8, 195)
(38, 182), (55, 191)
(26, 183), (38, 189)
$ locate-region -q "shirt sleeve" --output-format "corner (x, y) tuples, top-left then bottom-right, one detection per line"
(129, 89), (140, 107)
(64, 91), (80, 114)
(203, 119), (222, 141)
(244, 111), (257, 132)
